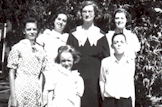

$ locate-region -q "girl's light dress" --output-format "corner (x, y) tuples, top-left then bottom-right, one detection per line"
(45, 64), (84, 107)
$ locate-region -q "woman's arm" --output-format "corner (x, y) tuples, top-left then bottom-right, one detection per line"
(47, 90), (53, 107)
(9, 68), (17, 106)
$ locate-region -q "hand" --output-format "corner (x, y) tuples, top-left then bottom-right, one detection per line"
(11, 97), (17, 107)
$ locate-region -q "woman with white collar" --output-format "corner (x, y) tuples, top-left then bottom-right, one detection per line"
(67, 1), (110, 107)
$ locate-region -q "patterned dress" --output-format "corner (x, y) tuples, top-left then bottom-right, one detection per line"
(7, 39), (46, 107)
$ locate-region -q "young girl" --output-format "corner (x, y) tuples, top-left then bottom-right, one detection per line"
(7, 17), (45, 107)
(100, 33), (135, 107)
(45, 45), (84, 107)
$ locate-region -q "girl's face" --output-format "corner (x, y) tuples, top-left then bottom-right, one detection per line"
(54, 13), (67, 33)
(115, 12), (127, 29)
(82, 5), (95, 23)
(60, 51), (74, 70)
(24, 22), (38, 41)
(112, 34), (126, 54)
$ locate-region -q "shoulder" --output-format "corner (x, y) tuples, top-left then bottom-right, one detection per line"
(69, 27), (77, 34)
(106, 30), (115, 36)
(101, 56), (113, 65)
(43, 29), (52, 34)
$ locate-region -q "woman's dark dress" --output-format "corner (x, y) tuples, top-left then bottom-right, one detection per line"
(67, 26), (110, 107)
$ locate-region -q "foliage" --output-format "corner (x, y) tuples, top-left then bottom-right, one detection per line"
(1, 0), (162, 106)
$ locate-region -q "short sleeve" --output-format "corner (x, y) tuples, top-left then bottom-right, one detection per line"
(37, 29), (51, 46)
(7, 45), (20, 69)
(76, 76), (84, 97)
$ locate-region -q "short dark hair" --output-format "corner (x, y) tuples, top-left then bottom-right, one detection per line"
(111, 33), (127, 44)
(55, 45), (81, 64)
(21, 17), (38, 31)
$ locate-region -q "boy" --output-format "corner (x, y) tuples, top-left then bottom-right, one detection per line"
(99, 33), (135, 107)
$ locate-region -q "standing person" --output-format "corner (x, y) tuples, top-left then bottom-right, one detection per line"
(106, 8), (140, 58)
(45, 45), (84, 107)
(7, 17), (46, 107)
(37, 8), (69, 63)
(100, 33), (135, 107)
(67, 1), (110, 107)
(36, 9), (69, 105)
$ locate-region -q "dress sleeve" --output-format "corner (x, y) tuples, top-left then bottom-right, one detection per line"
(76, 76), (84, 97)
(7, 44), (20, 69)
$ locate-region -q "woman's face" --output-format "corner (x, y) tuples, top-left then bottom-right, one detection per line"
(24, 22), (38, 41)
(112, 34), (126, 54)
(54, 13), (67, 33)
(115, 12), (127, 29)
(60, 51), (74, 70)
(82, 5), (95, 23)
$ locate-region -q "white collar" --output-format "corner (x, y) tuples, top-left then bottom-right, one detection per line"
(72, 25), (104, 46)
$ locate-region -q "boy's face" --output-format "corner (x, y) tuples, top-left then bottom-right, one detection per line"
(60, 51), (74, 70)
(112, 34), (127, 54)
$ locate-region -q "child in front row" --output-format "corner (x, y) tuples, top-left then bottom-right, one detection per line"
(45, 45), (84, 107)
(99, 33), (135, 107)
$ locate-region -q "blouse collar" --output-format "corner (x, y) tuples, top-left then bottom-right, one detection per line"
(72, 25), (104, 46)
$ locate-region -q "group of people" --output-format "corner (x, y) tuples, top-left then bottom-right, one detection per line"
(7, 1), (140, 107)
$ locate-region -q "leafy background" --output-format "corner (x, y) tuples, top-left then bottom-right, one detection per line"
(1, 0), (162, 106)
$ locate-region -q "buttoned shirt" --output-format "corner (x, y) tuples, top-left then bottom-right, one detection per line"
(100, 54), (135, 107)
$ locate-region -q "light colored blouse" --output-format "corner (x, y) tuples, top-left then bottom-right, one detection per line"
(72, 25), (104, 46)
(37, 29), (69, 62)
(106, 28), (141, 58)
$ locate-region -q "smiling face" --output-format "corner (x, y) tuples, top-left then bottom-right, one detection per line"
(115, 12), (127, 29)
(112, 34), (127, 54)
(82, 5), (95, 23)
(54, 13), (67, 33)
(24, 22), (38, 41)
(60, 51), (74, 70)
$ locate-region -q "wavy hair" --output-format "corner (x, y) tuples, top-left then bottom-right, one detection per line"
(55, 45), (81, 64)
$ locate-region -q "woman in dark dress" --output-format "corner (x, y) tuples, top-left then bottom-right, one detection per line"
(67, 1), (110, 107)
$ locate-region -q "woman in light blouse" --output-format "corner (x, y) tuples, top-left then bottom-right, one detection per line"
(106, 8), (140, 58)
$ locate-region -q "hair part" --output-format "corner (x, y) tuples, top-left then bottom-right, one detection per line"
(55, 45), (81, 64)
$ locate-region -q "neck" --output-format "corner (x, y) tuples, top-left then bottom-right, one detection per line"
(82, 21), (94, 30)
(114, 53), (124, 61)
(30, 40), (36, 46)
(54, 28), (63, 34)
(115, 28), (125, 33)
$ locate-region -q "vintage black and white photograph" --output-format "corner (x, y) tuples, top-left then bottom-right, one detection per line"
(0, 0), (162, 107)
